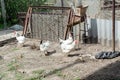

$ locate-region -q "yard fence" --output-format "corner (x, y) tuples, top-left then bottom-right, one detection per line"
(24, 6), (70, 42)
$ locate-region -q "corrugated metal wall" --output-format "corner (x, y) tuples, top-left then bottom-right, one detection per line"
(86, 18), (120, 47)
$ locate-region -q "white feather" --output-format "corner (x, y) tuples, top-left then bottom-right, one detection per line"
(59, 33), (73, 45)
(40, 41), (50, 52)
(60, 40), (77, 53)
(14, 31), (25, 44)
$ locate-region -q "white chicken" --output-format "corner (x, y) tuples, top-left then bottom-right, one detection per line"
(60, 40), (77, 53)
(59, 33), (73, 45)
(40, 40), (50, 54)
(14, 31), (25, 44)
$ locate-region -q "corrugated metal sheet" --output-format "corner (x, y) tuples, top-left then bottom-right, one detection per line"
(86, 18), (120, 47)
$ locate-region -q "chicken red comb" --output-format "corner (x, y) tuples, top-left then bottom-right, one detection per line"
(14, 31), (16, 33)
(75, 40), (78, 44)
(13, 31), (16, 34)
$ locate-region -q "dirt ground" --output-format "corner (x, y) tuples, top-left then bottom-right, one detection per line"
(0, 38), (120, 80)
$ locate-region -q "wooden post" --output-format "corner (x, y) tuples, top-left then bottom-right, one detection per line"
(112, 0), (115, 52)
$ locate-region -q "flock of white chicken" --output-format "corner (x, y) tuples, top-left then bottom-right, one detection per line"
(13, 1), (80, 56)
(14, 31), (78, 56)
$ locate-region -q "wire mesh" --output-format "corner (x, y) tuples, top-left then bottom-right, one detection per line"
(29, 6), (70, 42)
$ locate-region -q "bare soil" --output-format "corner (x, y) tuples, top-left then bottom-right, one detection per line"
(0, 38), (120, 80)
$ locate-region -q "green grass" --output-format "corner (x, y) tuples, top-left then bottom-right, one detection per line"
(7, 59), (25, 80)
(0, 72), (6, 79)
(7, 59), (18, 71)
(74, 77), (81, 80)
(7, 59), (46, 80)
(53, 70), (66, 78)
(25, 69), (45, 80)
(12, 48), (20, 51)
(15, 72), (24, 80)
(26, 76), (44, 80)
(32, 69), (45, 75)
(56, 70), (63, 77)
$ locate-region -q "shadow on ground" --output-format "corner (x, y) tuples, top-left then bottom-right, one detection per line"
(82, 60), (120, 80)
(43, 59), (85, 77)
(0, 38), (16, 47)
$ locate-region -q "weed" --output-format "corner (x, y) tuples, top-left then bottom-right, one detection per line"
(25, 69), (45, 80)
(0, 72), (6, 79)
(7, 59), (16, 71)
(32, 69), (45, 75)
(12, 48), (19, 51)
(74, 77), (81, 80)
(7, 58), (25, 79)
(26, 76), (44, 80)
(7, 59), (18, 71)
(15, 71), (24, 80)
(56, 70), (63, 76)
(54, 70), (65, 78)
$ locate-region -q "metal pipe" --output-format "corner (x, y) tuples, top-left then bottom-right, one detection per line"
(112, 0), (115, 52)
